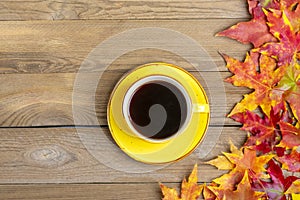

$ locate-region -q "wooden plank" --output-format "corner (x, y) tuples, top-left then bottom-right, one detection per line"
(0, 127), (247, 183)
(0, 20), (251, 127)
(0, 20), (250, 74)
(0, 1), (249, 21)
(0, 183), (165, 200)
(0, 183), (174, 200)
(0, 71), (248, 127)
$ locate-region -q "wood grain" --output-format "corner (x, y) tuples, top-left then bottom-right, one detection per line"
(0, 183), (164, 200)
(0, 0), (249, 21)
(0, 20), (250, 74)
(0, 1), (252, 198)
(0, 71), (247, 127)
(0, 127), (246, 183)
(0, 20), (252, 127)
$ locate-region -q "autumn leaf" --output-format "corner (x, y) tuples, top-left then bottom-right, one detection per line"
(222, 171), (265, 200)
(205, 141), (237, 170)
(217, 0), (276, 47)
(280, 0), (300, 10)
(211, 168), (244, 191)
(208, 171), (265, 200)
(231, 103), (292, 153)
(207, 142), (274, 190)
(160, 164), (203, 200)
(277, 148), (300, 172)
(283, 2), (300, 32)
(160, 184), (180, 200)
(202, 184), (217, 200)
(277, 121), (300, 149)
(158, 1), (300, 199)
(276, 62), (300, 120)
(224, 52), (286, 117)
(255, 160), (298, 200)
(223, 147), (274, 177)
(205, 155), (234, 171)
(231, 108), (279, 147)
(216, 17), (275, 48)
(286, 179), (300, 194)
(255, 9), (300, 66)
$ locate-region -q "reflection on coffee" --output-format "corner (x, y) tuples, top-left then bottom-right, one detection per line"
(128, 81), (188, 140)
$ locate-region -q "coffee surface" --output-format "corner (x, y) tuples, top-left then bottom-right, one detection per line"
(129, 82), (187, 139)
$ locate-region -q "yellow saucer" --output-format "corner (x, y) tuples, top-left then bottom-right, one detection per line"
(107, 63), (210, 164)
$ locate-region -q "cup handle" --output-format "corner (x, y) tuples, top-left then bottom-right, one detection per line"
(193, 104), (210, 113)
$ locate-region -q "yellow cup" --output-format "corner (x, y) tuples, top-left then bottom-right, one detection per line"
(107, 62), (209, 163)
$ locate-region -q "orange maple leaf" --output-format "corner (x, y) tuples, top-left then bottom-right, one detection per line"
(209, 171), (265, 200)
(207, 142), (274, 190)
(202, 184), (217, 200)
(224, 52), (286, 117)
(160, 164), (203, 200)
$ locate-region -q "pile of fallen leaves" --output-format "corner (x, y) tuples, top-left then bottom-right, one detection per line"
(160, 0), (300, 199)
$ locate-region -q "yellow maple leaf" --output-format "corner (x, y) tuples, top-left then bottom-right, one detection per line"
(206, 142), (274, 190)
(205, 141), (240, 170)
(160, 164), (203, 200)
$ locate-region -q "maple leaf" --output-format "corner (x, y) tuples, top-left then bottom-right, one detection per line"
(280, 0), (300, 10)
(209, 171), (265, 200)
(205, 141), (238, 170)
(209, 1), (300, 200)
(285, 179), (300, 194)
(224, 52), (286, 117)
(231, 103), (292, 153)
(276, 62), (300, 120)
(256, 160), (298, 200)
(207, 142), (274, 190)
(160, 184), (180, 200)
(217, 0), (276, 47)
(280, 1), (300, 32)
(205, 155), (234, 171)
(278, 121), (300, 149)
(223, 171), (265, 200)
(223, 147), (274, 177)
(211, 168), (244, 191)
(202, 184), (217, 200)
(255, 9), (300, 66)
(160, 164), (203, 200)
(277, 148), (300, 172)
(216, 18), (275, 48)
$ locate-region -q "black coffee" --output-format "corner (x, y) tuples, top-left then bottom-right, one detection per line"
(129, 81), (188, 140)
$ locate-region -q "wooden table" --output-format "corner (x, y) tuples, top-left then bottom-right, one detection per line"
(0, 1), (250, 199)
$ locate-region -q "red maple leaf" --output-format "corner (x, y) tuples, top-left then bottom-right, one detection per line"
(277, 149), (300, 172)
(217, 0), (277, 47)
(278, 121), (300, 149)
(256, 9), (300, 66)
(255, 160), (298, 200)
(231, 103), (292, 153)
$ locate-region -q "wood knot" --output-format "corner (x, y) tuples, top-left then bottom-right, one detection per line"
(25, 145), (76, 168)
